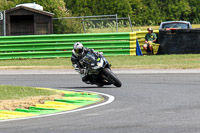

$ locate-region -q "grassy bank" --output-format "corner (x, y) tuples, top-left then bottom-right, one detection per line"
(87, 24), (200, 33)
(0, 85), (58, 100)
(0, 54), (199, 69)
(106, 54), (200, 69)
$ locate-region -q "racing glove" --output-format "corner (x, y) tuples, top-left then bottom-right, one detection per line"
(80, 69), (85, 74)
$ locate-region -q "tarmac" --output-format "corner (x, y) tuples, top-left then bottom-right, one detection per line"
(0, 69), (200, 74)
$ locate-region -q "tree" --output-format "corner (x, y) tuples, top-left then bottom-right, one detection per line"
(129, 0), (148, 25)
(129, 0), (193, 25)
(188, 0), (200, 23)
(2, 0), (200, 31)
(0, 0), (15, 11)
(160, 0), (191, 21)
(65, 0), (132, 17)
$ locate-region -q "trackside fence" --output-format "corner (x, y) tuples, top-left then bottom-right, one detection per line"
(0, 31), (159, 59)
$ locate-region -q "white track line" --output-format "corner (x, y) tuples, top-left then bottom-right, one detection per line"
(0, 89), (115, 123)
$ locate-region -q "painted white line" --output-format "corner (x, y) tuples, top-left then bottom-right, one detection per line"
(0, 89), (115, 123)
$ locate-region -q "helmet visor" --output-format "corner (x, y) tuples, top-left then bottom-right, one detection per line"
(75, 48), (83, 56)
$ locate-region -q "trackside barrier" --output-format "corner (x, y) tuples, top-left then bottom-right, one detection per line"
(0, 31), (159, 59)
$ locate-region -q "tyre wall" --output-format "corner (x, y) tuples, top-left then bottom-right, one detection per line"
(158, 29), (200, 54)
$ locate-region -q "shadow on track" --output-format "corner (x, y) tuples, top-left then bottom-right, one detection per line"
(60, 86), (114, 89)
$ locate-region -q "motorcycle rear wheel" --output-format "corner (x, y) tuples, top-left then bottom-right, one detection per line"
(103, 68), (122, 87)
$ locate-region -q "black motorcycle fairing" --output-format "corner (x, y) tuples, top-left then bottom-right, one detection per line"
(79, 51), (121, 87)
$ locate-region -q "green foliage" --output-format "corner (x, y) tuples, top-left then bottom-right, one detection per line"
(0, 0), (15, 10)
(65, 0), (200, 26)
(53, 17), (83, 34)
(1, 0), (200, 33)
(129, 0), (193, 25)
(65, 0), (132, 17)
(188, 0), (200, 23)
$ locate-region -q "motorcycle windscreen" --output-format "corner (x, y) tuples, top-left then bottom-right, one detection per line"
(83, 53), (96, 64)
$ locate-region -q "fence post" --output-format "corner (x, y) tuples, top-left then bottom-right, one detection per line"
(0, 11), (5, 36)
(3, 11), (6, 36)
(128, 14), (133, 32)
(116, 14), (118, 32)
(81, 17), (86, 33)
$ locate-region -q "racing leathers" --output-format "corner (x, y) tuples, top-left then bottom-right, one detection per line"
(71, 47), (95, 82)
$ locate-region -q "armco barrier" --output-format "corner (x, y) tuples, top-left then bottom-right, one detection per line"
(0, 31), (157, 59)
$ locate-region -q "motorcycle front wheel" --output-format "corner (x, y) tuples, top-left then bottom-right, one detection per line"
(103, 68), (122, 87)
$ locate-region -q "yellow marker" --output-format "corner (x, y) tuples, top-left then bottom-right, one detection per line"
(35, 104), (81, 110)
(44, 101), (75, 106)
(62, 97), (101, 101)
(129, 41), (136, 56)
(129, 41), (136, 49)
(0, 110), (35, 116)
(129, 32), (136, 41)
(130, 49), (136, 56)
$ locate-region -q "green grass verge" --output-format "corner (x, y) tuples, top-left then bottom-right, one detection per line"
(106, 54), (200, 69)
(0, 54), (199, 69)
(0, 85), (57, 100)
(87, 24), (200, 33)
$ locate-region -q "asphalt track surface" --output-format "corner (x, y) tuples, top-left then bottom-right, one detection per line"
(0, 69), (200, 133)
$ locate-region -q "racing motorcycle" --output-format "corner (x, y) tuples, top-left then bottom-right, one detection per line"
(78, 51), (122, 87)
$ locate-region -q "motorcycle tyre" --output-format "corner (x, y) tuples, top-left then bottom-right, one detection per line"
(103, 68), (122, 87)
(97, 84), (104, 88)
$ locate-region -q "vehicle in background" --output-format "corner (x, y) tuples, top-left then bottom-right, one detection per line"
(159, 21), (192, 30)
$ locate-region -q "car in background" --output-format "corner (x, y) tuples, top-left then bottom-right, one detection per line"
(159, 21), (192, 30)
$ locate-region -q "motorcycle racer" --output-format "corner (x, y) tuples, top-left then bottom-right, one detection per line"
(71, 42), (101, 82)
(71, 42), (121, 87)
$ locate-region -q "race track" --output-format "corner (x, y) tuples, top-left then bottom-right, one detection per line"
(0, 70), (200, 133)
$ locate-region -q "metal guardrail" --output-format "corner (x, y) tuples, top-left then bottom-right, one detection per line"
(0, 31), (159, 59)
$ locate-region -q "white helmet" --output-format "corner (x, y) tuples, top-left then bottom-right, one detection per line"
(73, 42), (84, 57)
